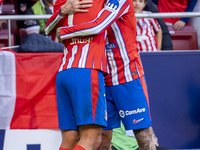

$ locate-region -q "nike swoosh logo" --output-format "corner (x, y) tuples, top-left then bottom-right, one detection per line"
(133, 118), (144, 124)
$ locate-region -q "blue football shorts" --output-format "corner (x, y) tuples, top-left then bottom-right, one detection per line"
(105, 75), (152, 130)
(56, 68), (107, 130)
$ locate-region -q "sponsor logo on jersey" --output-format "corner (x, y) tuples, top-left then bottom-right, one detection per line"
(131, 71), (137, 75)
(119, 108), (146, 118)
(70, 37), (93, 45)
(106, 43), (116, 50)
(133, 118), (144, 124)
(119, 110), (125, 118)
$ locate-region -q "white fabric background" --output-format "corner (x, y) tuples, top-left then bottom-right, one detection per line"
(0, 51), (16, 129)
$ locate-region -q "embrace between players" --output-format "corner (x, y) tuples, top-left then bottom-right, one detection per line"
(45, 0), (158, 149)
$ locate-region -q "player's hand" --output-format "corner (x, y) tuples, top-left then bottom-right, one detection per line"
(173, 20), (186, 30)
(60, 0), (93, 15)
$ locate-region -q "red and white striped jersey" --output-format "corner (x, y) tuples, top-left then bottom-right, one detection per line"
(46, 0), (108, 73)
(45, 0), (145, 86)
(136, 11), (160, 52)
(104, 19), (144, 86)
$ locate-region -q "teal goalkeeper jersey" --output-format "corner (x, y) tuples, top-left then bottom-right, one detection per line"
(111, 122), (139, 150)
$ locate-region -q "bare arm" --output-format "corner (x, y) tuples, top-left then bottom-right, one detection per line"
(156, 28), (162, 51)
(149, 127), (159, 147)
(173, 21), (186, 30)
(45, 0), (92, 36)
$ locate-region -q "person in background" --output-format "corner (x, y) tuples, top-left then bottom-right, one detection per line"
(24, 0), (53, 35)
(15, 0), (37, 16)
(16, 0), (63, 53)
(134, 0), (162, 52)
(190, 0), (200, 49)
(152, 0), (197, 30)
(15, 0), (38, 29)
(144, 0), (173, 50)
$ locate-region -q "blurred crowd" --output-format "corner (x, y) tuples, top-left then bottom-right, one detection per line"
(0, 0), (199, 50)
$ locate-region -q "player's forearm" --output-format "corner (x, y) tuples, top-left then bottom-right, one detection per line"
(60, 1), (131, 40)
(156, 28), (162, 50)
(149, 127), (159, 147)
(45, 0), (93, 36)
(60, 10), (114, 40)
(45, 10), (63, 36)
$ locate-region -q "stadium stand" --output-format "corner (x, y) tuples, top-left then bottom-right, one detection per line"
(0, 4), (17, 46)
(19, 28), (27, 42)
(0, 29), (14, 47)
(1, 4), (15, 14)
(168, 25), (198, 50)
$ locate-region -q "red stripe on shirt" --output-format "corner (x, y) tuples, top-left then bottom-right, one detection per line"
(91, 70), (99, 122)
(140, 75), (151, 119)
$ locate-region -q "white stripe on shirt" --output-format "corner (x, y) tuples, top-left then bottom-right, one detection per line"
(111, 22), (132, 82)
(78, 44), (90, 68)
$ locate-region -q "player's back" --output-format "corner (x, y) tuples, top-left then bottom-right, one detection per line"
(73, 0), (105, 25)
(53, 0), (108, 73)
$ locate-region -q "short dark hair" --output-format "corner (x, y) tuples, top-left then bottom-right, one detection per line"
(43, 0), (53, 5)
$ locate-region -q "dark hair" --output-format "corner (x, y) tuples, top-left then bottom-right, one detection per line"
(43, 0), (53, 5)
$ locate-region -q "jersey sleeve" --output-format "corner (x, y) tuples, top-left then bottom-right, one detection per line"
(45, 0), (71, 36)
(45, 8), (64, 36)
(180, 0), (197, 23)
(151, 18), (160, 32)
(60, 0), (132, 40)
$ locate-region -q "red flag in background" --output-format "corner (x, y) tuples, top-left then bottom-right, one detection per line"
(0, 50), (62, 129)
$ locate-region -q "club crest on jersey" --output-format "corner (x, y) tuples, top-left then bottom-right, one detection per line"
(106, 43), (116, 50)
(106, 0), (120, 11)
(141, 22), (147, 28)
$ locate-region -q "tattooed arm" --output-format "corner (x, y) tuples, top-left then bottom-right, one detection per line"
(133, 127), (158, 150)
(45, 0), (92, 36)
(150, 127), (159, 147)
(59, 0), (93, 16)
